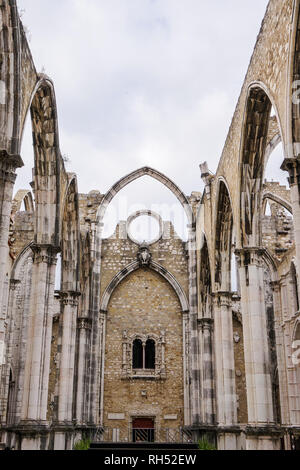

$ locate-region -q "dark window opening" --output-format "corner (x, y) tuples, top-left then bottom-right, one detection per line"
(145, 339), (155, 369)
(132, 338), (156, 370)
(133, 339), (143, 369)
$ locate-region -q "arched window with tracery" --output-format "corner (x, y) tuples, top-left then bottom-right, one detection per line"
(132, 338), (155, 370)
(123, 332), (165, 379)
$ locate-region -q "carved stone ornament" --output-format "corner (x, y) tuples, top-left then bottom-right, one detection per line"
(121, 330), (166, 380)
(233, 332), (240, 343)
(137, 244), (152, 267)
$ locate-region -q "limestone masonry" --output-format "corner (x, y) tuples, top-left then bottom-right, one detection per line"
(0, 0), (300, 450)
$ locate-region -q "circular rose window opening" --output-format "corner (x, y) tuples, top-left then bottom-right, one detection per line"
(127, 211), (163, 245)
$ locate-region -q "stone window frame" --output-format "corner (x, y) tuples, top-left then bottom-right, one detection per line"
(132, 338), (155, 370)
(122, 331), (166, 380)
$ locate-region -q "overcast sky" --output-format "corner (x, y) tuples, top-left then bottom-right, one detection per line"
(16, 0), (287, 239)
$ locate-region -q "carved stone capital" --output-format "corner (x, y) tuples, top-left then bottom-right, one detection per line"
(77, 317), (92, 330)
(31, 244), (61, 265)
(212, 291), (233, 307)
(59, 291), (81, 307)
(281, 156), (300, 186)
(198, 317), (214, 332)
(270, 280), (280, 293)
(9, 279), (21, 290)
(235, 247), (265, 268)
(0, 151), (23, 184)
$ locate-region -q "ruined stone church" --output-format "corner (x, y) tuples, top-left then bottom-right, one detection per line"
(0, 0), (300, 451)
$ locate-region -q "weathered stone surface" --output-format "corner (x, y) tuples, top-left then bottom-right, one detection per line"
(0, 0), (300, 452)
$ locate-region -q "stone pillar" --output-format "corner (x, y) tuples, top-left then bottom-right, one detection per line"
(270, 281), (288, 426)
(278, 274), (296, 428)
(0, 151), (23, 334)
(187, 224), (201, 426)
(99, 312), (106, 427)
(57, 291), (81, 424)
(21, 244), (59, 424)
(279, 273), (300, 427)
(182, 313), (190, 426)
(213, 292), (237, 426)
(75, 317), (92, 426)
(198, 318), (214, 425)
(281, 158), (300, 293)
(0, 279), (19, 425)
(235, 248), (274, 425)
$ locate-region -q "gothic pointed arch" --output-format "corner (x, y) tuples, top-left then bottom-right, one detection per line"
(262, 193), (293, 215)
(290, 0), (300, 157)
(97, 166), (194, 227)
(239, 83), (283, 247)
(100, 260), (189, 314)
(80, 231), (91, 314)
(0, 242), (33, 425)
(30, 76), (61, 246)
(0, 0), (21, 154)
(199, 234), (212, 318)
(215, 179), (234, 291)
(61, 175), (80, 292)
(264, 133), (282, 168)
(11, 241), (33, 280)
(12, 190), (34, 213)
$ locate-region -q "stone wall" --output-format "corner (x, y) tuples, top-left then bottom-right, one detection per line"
(101, 220), (188, 437)
(103, 268), (184, 437)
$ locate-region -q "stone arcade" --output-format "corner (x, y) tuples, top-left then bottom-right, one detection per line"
(0, 0), (300, 451)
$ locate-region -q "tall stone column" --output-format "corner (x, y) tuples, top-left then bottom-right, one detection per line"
(0, 279), (19, 425)
(75, 317), (92, 426)
(99, 312), (106, 427)
(198, 318), (214, 425)
(57, 291), (81, 424)
(213, 292), (237, 426)
(270, 280), (288, 427)
(0, 151), (23, 331)
(235, 248), (274, 425)
(21, 244), (59, 425)
(281, 158), (300, 294)
(187, 224), (201, 426)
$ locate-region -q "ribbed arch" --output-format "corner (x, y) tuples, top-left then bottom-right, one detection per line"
(96, 166), (194, 228)
(240, 83), (284, 247)
(100, 260), (189, 314)
(215, 180), (234, 291)
(61, 176), (80, 292)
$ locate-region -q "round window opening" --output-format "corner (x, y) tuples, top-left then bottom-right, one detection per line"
(127, 211), (163, 245)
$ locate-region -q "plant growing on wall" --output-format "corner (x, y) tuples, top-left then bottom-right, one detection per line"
(73, 438), (91, 451)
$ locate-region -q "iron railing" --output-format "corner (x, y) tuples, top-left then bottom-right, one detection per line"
(93, 427), (195, 444)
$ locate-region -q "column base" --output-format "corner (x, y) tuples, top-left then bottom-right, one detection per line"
(244, 425), (284, 450)
(217, 432), (240, 450)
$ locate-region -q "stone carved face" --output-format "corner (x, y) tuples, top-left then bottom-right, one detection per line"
(137, 245), (151, 266)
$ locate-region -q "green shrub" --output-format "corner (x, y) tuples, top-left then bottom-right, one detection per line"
(73, 438), (91, 451)
(198, 438), (217, 450)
